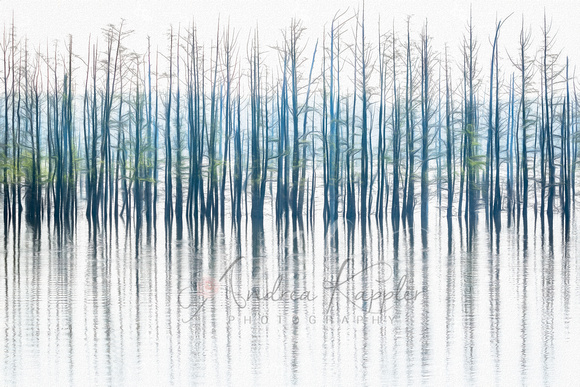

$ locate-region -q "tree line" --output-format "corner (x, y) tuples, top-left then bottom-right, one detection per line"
(0, 11), (576, 236)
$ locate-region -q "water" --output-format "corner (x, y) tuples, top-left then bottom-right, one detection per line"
(1, 208), (580, 386)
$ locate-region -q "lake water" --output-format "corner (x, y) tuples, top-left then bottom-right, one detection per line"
(1, 207), (579, 386)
